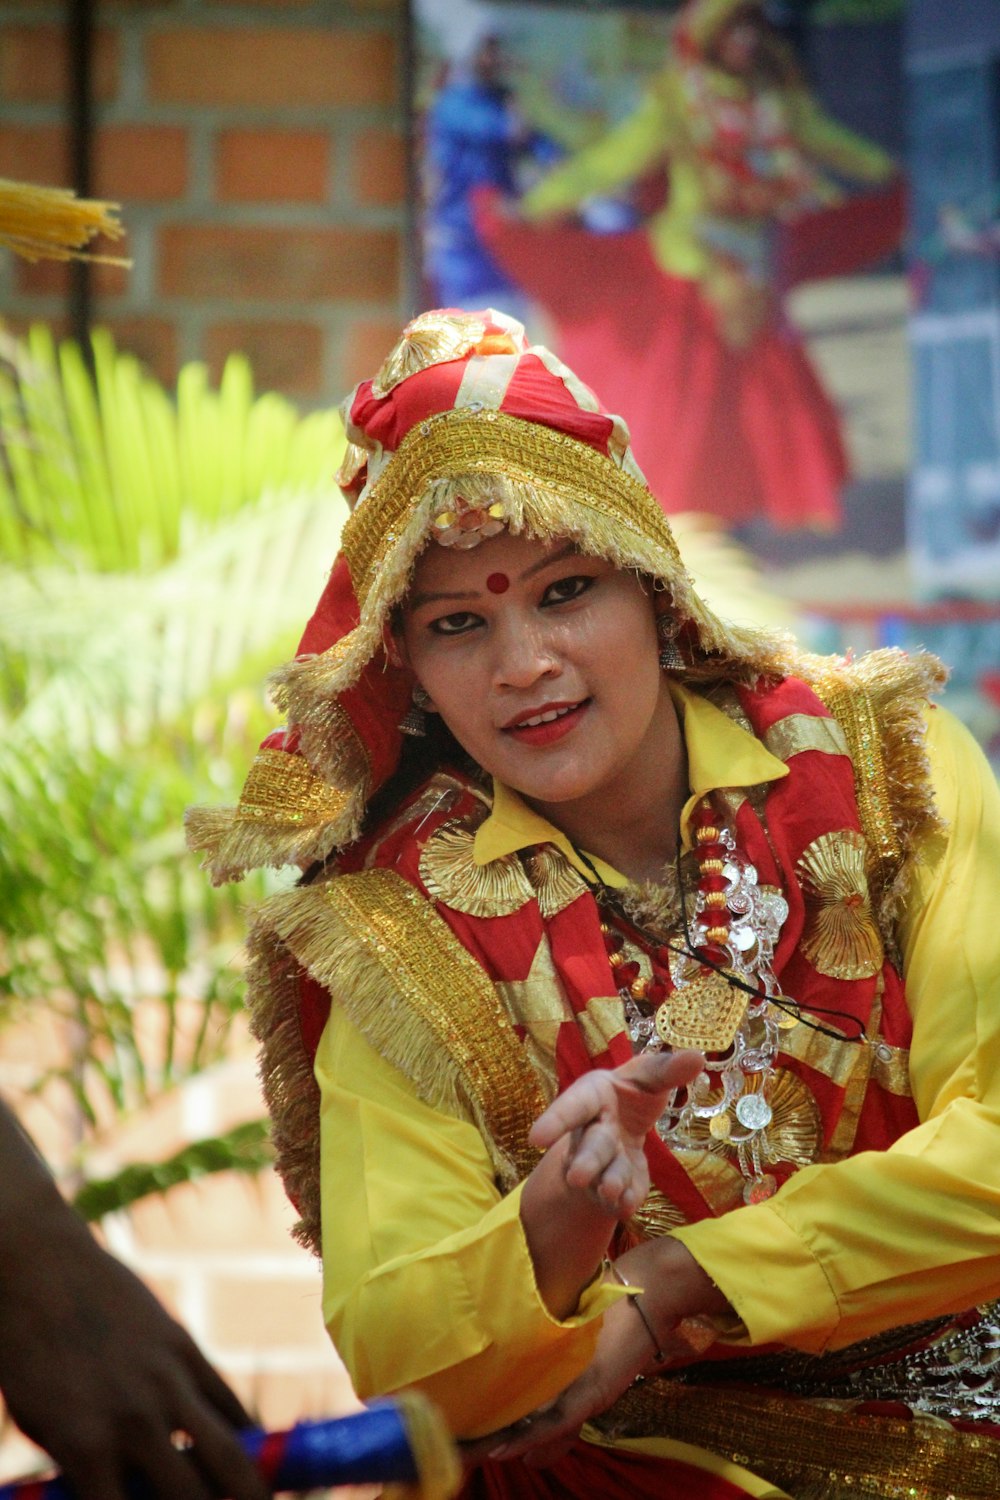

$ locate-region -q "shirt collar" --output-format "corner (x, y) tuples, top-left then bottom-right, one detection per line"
(472, 681), (788, 887)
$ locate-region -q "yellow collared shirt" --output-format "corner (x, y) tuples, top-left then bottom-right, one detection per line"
(314, 693), (1000, 1452)
(472, 682), (788, 884)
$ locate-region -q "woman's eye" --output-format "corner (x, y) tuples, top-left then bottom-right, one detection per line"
(430, 610), (481, 636)
(542, 575), (594, 606)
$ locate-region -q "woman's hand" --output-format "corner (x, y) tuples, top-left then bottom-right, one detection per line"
(465, 1237), (733, 1469)
(529, 1048), (703, 1219)
(520, 1049), (703, 1320)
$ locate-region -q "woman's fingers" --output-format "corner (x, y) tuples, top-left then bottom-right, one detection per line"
(529, 1048), (704, 1153)
(529, 1073), (612, 1150)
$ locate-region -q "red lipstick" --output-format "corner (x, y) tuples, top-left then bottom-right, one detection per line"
(502, 699), (589, 746)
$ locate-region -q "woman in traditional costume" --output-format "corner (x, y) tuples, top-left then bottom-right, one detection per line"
(188, 308), (1000, 1500)
(475, 0), (903, 530)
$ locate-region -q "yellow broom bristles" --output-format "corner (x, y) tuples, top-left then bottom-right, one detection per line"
(0, 178), (131, 265)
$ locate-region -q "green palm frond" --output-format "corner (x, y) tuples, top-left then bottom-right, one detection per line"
(73, 1119), (274, 1222)
(0, 326), (347, 1192)
(0, 489), (346, 751)
(0, 324), (343, 570)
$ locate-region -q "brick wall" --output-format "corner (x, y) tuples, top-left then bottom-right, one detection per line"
(0, 0), (412, 1478)
(0, 0), (409, 402)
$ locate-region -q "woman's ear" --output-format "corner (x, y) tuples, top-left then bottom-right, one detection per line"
(382, 619), (408, 671)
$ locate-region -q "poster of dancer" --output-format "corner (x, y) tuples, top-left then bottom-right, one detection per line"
(409, 0), (907, 542)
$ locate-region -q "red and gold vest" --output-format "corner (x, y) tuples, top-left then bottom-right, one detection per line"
(247, 658), (1000, 1496)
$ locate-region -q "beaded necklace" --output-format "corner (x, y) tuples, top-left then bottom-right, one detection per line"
(591, 795), (795, 1203)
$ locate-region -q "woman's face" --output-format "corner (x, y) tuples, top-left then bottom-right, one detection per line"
(714, 15), (763, 75)
(399, 530), (675, 819)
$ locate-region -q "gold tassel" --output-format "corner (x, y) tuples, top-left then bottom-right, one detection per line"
(383, 1390), (462, 1500)
(0, 178), (130, 264)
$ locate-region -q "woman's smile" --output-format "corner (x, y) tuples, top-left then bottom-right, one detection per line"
(501, 697), (591, 743)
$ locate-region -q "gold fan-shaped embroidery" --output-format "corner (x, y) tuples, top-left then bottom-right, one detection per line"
(524, 845), (590, 918)
(371, 311), (488, 398)
(759, 1068), (822, 1166)
(689, 1069), (821, 1169)
(797, 830), (884, 980)
(630, 1186), (688, 1240)
(419, 820), (535, 917)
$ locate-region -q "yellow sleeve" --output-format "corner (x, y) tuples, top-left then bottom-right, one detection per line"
(785, 88), (896, 184)
(520, 81), (677, 222)
(315, 1002), (621, 1438)
(673, 706), (1000, 1353)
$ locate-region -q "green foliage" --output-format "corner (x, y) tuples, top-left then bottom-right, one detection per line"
(0, 325), (347, 1194)
(73, 1120), (274, 1222)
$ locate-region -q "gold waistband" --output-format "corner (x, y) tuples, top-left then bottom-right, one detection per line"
(593, 1377), (1000, 1499)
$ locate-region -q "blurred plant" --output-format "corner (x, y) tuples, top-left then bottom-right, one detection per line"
(0, 324), (347, 1202)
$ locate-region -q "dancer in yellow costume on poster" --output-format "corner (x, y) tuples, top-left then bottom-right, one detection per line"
(478, 0), (903, 530)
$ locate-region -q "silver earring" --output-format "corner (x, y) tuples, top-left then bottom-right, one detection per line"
(399, 684), (432, 737)
(657, 614), (685, 672)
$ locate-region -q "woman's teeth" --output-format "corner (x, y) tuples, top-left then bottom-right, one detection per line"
(520, 704), (577, 727)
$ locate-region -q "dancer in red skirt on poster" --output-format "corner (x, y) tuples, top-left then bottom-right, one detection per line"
(476, 0), (904, 531)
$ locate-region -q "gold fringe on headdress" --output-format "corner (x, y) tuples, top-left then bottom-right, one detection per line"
(269, 408), (800, 825)
(0, 178), (129, 265)
(185, 703), (370, 885)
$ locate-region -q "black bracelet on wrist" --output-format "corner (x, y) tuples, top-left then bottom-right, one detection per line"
(607, 1261), (668, 1364)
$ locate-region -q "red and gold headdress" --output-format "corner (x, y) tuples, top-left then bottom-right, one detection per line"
(187, 308), (794, 883)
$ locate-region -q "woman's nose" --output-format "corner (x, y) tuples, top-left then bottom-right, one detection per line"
(492, 617), (561, 689)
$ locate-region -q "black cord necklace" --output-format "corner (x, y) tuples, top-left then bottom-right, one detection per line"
(571, 834), (868, 1047)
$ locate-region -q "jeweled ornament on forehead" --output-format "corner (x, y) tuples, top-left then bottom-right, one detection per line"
(431, 495), (506, 549)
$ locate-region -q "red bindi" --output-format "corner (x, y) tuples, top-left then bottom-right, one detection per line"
(486, 572), (510, 594)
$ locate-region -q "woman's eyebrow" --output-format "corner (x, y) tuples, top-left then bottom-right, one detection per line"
(519, 542), (579, 580)
(407, 586), (479, 610)
(407, 543), (581, 611)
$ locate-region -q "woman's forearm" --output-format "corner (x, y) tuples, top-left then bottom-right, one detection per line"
(519, 1135), (618, 1319)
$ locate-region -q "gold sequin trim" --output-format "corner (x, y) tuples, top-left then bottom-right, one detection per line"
(236, 748), (349, 827)
(815, 674), (900, 869)
(763, 711), (849, 763)
(596, 1380), (1000, 1498)
(370, 311), (487, 398)
(798, 830), (884, 980)
(419, 820), (535, 917)
(342, 408), (682, 610)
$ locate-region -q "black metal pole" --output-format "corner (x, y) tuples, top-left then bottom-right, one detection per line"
(67, 0), (94, 361)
